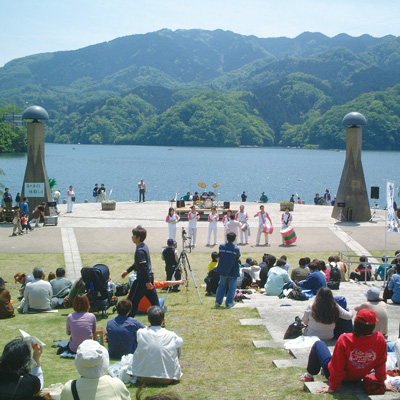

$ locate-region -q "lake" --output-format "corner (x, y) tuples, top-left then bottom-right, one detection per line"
(0, 143), (398, 208)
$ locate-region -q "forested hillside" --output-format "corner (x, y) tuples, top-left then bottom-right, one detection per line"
(1, 29), (399, 150)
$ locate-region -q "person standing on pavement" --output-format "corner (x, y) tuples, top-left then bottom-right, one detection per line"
(215, 232), (241, 308)
(21, 197), (30, 217)
(121, 225), (159, 317)
(254, 205), (272, 245)
(235, 205), (249, 245)
(67, 185), (75, 213)
(188, 205), (200, 248)
(241, 191), (247, 202)
(138, 179), (146, 202)
(3, 188), (12, 207)
(92, 184), (99, 202)
(98, 184), (106, 201)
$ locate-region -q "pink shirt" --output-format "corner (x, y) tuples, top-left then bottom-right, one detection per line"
(66, 311), (97, 352)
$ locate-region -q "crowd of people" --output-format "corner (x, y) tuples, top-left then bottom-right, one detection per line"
(3, 186), (400, 397)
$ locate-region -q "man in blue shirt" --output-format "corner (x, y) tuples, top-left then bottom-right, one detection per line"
(215, 232), (241, 308)
(298, 262), (327, 297)
(21, 197), (30, 216)
(107, 299), (145, 359)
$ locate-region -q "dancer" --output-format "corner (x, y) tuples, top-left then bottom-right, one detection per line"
(207, 207), (219, 246)
(281, 207), (293, 245)
(165, 207), (180, 241)
(188, 205), (200, 248)
(235, 205), (249, 245)
(254, 205), (272, 245)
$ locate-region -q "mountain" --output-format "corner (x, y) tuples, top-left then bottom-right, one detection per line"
(0, 29), (399, 150)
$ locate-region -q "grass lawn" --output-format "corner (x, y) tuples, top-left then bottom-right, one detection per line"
(0, 252), (360, 399)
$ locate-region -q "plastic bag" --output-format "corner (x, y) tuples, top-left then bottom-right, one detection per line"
(108, 354), (136, 383)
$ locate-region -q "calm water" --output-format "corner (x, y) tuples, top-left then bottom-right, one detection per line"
(0, 143), (398, 208)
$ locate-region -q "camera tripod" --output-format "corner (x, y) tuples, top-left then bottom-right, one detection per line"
(337, 207), (346, 222)
(164, 229), (203, 306)
(369, 202), (382, 222)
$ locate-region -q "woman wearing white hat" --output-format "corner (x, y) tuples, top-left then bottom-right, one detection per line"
(61, 340), (130, 400)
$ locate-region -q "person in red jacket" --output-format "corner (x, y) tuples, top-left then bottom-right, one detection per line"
(300, 308), (387, 393)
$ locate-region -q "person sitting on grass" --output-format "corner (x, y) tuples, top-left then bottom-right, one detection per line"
(19, 267), (60, 313)
(0, 338), (44, 399)
(50, 267), (72, 299)
(205, 252), (219, 296)
(61, 340), (130, 400)
(136, 279), (185, 314)
(299, 309), (388, 394)
(107, 299), (146, 359)
(65, 295), (96, 354)
(265, 258), (295, 296)
(0, 277), (14, 319)
(130, 305), (183, 385)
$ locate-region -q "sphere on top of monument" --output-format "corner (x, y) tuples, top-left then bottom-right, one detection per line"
(342, 112), (367, 127)
(22, 106), (49, 123)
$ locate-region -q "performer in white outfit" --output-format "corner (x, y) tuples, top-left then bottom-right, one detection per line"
(235, 205), (249, 244)
(281, 207), (293, 245)
(222, 210), (233, 243)
(207, 207), (219, 245)
(67, 185), (75, 213)
(187, 205), (200, 248)
(223, 209), (241, 244)
(166, 207), (180, 241)
(254, 205), (272, 245)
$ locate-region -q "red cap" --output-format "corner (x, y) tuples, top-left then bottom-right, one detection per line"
(355, 308), (379, 325)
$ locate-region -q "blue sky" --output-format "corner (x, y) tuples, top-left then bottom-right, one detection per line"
(1, 0), (399, 67)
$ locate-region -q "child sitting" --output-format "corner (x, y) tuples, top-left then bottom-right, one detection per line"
(205, 252), (219, 296)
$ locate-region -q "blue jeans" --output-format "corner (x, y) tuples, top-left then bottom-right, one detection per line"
(216, 275), (237, 306)
(307, 340), (332, 377)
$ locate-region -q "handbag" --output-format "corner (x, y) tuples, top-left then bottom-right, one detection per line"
(288, 287), (308, 301)
(283, 316), (306, 339)
(71, 197), (76, 202)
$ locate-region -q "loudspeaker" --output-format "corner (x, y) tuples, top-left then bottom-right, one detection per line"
(223, 201), (230, 209)
(176, 200), (185, 209)
(371, 186), (380, 199)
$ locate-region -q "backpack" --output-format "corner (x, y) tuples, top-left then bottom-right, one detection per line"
(240, 271), (253, 289)
(33, 209), (40, 219)
(115, 283), (129, 297)
(330, 264), (341, 283)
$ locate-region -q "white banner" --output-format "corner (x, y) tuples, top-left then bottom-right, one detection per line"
(387, 181), (400, 234)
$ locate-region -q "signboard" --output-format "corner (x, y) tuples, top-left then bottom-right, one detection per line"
(387, 181), (400, 234)
(25, 182), (45, 197)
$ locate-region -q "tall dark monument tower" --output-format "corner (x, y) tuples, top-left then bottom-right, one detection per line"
(21, 106), (53, 217)
(332, 112), (371, 222)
